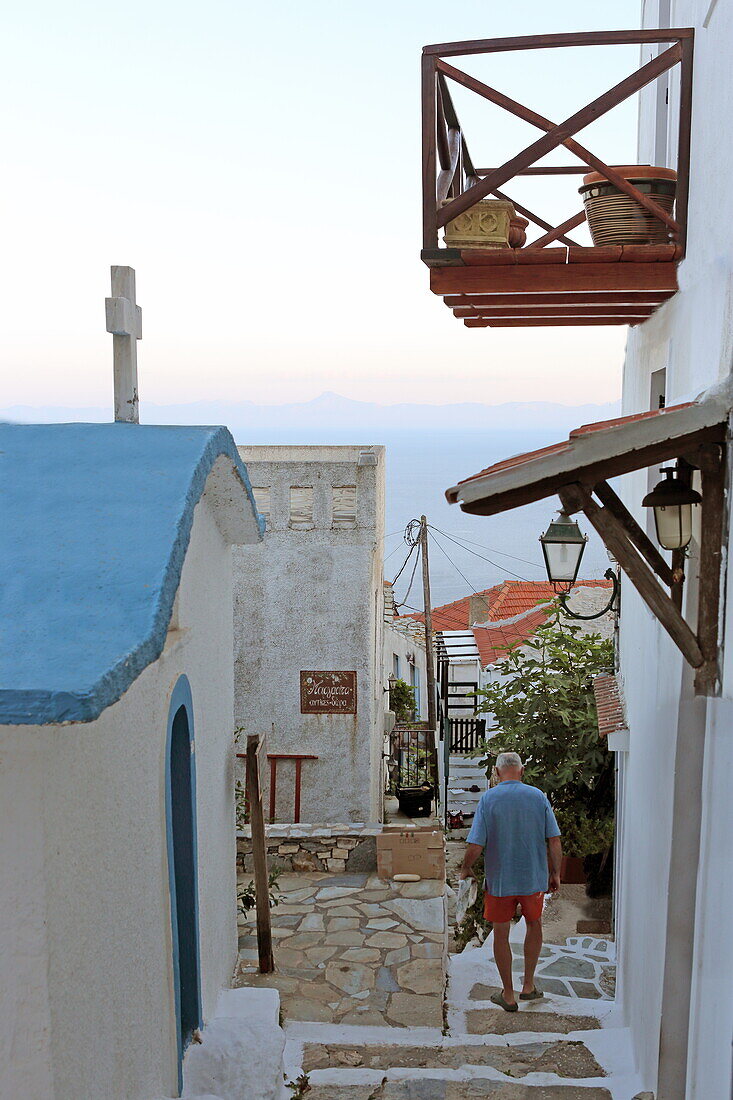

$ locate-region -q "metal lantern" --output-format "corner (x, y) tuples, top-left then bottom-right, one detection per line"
(539, 511), (588, 585)
(642, 467), (701, 550)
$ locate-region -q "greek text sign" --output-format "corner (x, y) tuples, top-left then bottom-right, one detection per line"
(300, 671), (357, 714)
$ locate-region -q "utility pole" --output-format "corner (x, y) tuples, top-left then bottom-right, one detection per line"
(420, 515), (438, 747)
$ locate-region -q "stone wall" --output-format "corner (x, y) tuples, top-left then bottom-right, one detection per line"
(237, 824), (381, 875)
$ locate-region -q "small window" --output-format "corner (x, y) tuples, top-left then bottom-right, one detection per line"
(290, 486), (314, 528)
(332, 485), (357, 528)
(251, 486), (270, 529)
(393, 654), (401, 680)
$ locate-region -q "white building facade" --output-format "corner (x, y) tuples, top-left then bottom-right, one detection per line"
(613, 4), (733, 1096)
(233, 445), (386, 823)
(0, 424), (265, 1100)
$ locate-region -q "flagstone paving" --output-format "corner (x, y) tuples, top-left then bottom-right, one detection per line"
(234, 871), (446, 1028)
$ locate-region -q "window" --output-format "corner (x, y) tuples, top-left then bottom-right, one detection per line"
(393, 654), (401, 680)
(410, 664), (421, 715)
(332, 485), (357, 528)
(251, 486), (270, 530)
(290, 486), (314, 529)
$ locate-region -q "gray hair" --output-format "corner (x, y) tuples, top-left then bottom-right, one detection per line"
(495, 751), (523, 771)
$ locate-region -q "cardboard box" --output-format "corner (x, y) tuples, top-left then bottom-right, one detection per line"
(376, 829), (445, 880)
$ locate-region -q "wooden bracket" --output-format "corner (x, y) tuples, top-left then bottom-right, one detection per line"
(559, 483), (704, 669)
(593, 480), (674, 586)
(694, 444), (726, 694)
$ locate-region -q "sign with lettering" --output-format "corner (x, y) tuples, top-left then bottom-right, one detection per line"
(300, 671), (357, 714)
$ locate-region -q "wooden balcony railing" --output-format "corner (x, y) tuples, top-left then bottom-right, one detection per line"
(421, 30), (694, 328)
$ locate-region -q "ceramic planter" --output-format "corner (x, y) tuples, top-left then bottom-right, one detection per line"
(442, 198), (516, 249)
(579, 164), (677, 246)
(561, 855), (587, 885)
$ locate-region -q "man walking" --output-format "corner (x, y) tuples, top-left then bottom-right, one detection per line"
(460, 751), (562, 1011)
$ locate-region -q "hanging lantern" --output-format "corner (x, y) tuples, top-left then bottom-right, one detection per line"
(642, 467), (701, 550)
(539, 511), (588, 585)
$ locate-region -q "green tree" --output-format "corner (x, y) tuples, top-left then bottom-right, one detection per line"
(476, 605), (615, 857)
(389, 677), (417, 724)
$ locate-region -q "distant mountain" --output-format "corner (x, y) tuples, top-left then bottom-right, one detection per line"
(0, 392), (620, 435)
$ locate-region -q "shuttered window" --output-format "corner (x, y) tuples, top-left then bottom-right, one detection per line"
(332, 485), (356, 528)
(251, 486), (270, 530)
(290, 486), (314, 528)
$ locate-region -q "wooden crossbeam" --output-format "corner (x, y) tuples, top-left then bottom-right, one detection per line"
(431, 262), (679, 295)
(465, 317), (645, 327)
(529, 210), (587, 249)
(443, 292), (671, 306)
(559, 483), (703, 668)
(593, 480), (674, 586)
(490, 187), (582, 247)
(436, 49), (682, 233)
(454, 305), (653, 319)
(423, 29), (694, 58)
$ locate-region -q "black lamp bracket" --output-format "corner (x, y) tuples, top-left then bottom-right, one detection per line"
(557, 568), (619, 621)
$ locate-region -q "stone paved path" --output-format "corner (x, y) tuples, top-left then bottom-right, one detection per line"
(234, 872), (446, 1028)
(236, 871), (642, 1097)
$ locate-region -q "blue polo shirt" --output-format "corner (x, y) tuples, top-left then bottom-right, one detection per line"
(467, 780), (560, 897)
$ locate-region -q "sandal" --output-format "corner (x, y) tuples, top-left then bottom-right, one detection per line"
(519, 988), (544, 1001)
(490, 991), (518, 1012)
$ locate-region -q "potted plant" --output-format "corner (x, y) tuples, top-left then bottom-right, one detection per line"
(579, 164), (677, 246)
(554, 808), (614, 885)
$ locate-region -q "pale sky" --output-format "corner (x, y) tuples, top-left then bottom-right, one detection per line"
(0, 0), (642, 409)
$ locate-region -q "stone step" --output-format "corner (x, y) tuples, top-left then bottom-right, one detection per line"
(302, 1081), (613, 1098)
(302, 1038), (605, 1078)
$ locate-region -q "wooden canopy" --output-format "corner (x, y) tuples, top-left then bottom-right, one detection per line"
(446, 390), (731, 695)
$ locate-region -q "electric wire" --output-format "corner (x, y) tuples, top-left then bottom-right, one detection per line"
(394, 546), (421, 613)
(428, 525), (545, 572)
(390, 541), (418, 586)
(427, 524), (533, 580)
(426, 529), (496, 621)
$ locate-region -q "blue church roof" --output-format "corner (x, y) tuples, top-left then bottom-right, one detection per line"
(0, 422), (264, 725)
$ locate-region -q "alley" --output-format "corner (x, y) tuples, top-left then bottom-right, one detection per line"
(236, 871), (645, 1098)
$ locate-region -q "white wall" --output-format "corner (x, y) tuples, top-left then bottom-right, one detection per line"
(0, 488), (239, 1100)
(384, 622), (428, 721)
(233, 446), (386, 824)
(615, 3), (733, 1094)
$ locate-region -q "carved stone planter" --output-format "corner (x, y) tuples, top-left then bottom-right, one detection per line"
(442, 198), (516, 249)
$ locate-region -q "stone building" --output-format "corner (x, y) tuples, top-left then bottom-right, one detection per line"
(0, 423), (265, 1100)
(233, 444), (386, 823)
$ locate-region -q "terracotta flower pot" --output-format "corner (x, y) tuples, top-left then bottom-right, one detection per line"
(509, 215), (529, 248)
(561, 855), (587, 885)
(579, 164), (677, 246)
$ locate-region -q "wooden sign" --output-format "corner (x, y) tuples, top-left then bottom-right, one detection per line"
(300, 671), (357, 714)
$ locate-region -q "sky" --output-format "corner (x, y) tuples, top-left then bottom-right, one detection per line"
(0, 0), (643, 410)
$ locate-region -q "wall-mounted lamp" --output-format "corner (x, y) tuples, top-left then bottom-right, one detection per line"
(642, 466), (702, 550)
(540, 511), (618, 621)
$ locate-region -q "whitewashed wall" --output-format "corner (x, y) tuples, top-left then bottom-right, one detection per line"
(383, 623), (429, 721)
(0, 489), (239, 1100)
(615, 3), (733, 1095)
(233, 446), (386, 824)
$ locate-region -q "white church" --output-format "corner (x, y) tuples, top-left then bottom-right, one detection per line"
(0, 270), (285, 1100)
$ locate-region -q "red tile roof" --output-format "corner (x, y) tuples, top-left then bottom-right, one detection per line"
(406, 579), (613, 664)
(593, 673), (627, 738)
(447, 401), (699, 502)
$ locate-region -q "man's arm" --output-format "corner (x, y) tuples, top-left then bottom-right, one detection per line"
(548, 835), (562, 893)
(460, 842), (483, 881)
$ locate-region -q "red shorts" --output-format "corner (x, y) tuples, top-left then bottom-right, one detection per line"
(484, 890), (545, 923)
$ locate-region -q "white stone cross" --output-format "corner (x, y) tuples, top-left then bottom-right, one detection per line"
(105, 265), (142, 423)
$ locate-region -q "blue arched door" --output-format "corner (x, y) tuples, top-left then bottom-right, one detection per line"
(166, 677), (202, 1086)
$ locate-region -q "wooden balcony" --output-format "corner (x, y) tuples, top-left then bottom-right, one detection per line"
(421, 30), (694, 328)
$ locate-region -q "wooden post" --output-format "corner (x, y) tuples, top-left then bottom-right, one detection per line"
(245, 734), (274, 974)
(559, 483), (704, 669)
(694, 443), (726, 695)
(420, 516), (439, 787)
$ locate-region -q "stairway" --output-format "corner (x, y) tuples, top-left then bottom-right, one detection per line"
(296, 1025), (614, 1097)
(446, 754), (488, 821)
